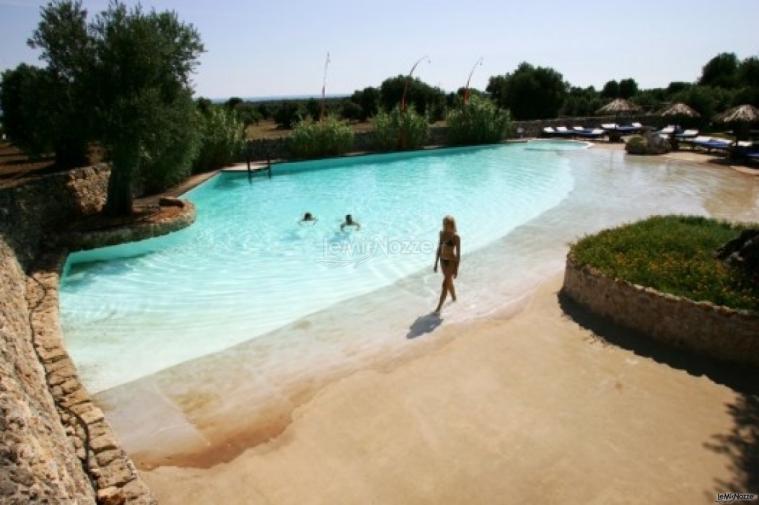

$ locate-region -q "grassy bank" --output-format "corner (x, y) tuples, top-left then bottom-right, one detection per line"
(571, 215), (758, 312)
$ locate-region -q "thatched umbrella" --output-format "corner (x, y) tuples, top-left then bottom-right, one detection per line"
(714, 104), (759, 123)
(714, 104), (759, 144)
(659, 102), (700, 118)
(596, 98), (641, 116)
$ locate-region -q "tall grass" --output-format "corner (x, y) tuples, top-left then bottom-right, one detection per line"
(372, 106), (428, 151)
(446, 95), (512, 145)
(289, 115), (354, 159)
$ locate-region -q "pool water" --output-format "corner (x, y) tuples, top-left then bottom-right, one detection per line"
(60, 142), (582, 392)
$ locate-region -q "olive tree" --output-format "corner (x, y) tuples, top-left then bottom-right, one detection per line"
(0, 0), (92, 166)
(90, 2), (204, 215)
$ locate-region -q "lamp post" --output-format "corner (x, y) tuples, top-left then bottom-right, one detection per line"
(401, 55), (430, 113)
(463, 57), (483, 105)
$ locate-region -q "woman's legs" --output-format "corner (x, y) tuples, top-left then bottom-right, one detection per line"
(448, 275), (457, 302)
(435, 277), (448, 312)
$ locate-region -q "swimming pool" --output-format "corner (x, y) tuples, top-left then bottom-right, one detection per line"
(60, 141), (583, 392)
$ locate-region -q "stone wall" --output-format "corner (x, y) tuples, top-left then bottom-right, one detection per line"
(0, 164), (158, 504)
(562, 255), (759, 367)
(0, 237), (96, 504)
(246, 124), (457, 161)
(0, 164), (110, 269)
(244, 115), (663, 161)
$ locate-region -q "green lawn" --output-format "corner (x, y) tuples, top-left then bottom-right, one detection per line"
(571, 215), (759, 312)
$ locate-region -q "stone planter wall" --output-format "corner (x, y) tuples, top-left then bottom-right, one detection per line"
(562, 254), (759, 367)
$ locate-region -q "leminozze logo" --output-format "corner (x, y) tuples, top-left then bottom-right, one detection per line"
(318, 237), (434, 267)
(715, 492), (758, 503)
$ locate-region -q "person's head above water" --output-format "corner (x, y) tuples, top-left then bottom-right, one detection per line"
(442, 215), (456, 233)
(345, 214), (353, 223)
(304, 212), (313, 220)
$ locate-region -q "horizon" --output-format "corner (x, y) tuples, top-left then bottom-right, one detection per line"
(1, 0), (758, 99)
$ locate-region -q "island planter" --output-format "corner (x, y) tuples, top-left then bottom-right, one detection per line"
(561, 253), (759, 367)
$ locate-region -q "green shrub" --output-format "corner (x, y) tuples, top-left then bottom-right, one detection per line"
(446, 95), (511, 145)
(340, 101), (363, 121)
(571, 215), (758, 312)
(289, 115), (354, 159)
(274, 102), (304, 128)
(140, 89), (200, 193)
(193, 106), (245, 172)
(379, 76), (446, 119)
(372, 106), (428, 151)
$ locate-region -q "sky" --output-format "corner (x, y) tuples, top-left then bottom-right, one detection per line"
(1, 0), (758, 99)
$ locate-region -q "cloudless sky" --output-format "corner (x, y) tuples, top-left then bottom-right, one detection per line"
(1, 0), (757, 99)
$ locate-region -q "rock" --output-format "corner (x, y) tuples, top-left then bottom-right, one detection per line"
(158, 196), (185, 208)
(625, 132), (671, 155)
(97, 486), (126, 505)
(716, 229), (759, 273)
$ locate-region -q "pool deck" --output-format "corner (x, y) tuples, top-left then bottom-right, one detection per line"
(141, 275), (753, 505)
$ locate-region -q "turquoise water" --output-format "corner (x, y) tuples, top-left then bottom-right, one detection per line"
(61, 141), (583, 392)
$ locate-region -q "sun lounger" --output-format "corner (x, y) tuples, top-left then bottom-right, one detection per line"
(574, 128), (605, 139)
(657, 125), (676, 135)
(543, 127), (556, 136)
(690, 137), (732, 152)
(615, 124), (641, 134)
(674, 129), (699, 139)
(554, 126), (575, 136)
(601, 123), (618, 130)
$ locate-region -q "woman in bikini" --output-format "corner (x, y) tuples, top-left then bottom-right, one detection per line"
(433, 215), (460, 313)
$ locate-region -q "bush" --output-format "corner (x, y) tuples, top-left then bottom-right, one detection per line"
(340, 101), (363, 121)
(140, 89), (200, 192)
(625, 133), (670, 155)
(379, 76), (446, 119)
(446, 95), (511, 145)
(351, 86), (379, 120)
(273, 101), (304, 129)
(289, 115), (354, 159)
(233, 103), (262, 127)
(487, 63), (567, 120)
(571, 215), (758, 312)
(372, 106), (428, 151)
(193, 106), (245, 172)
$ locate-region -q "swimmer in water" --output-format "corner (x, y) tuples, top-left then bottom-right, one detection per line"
(299, 212), (317, 225)
(340, 214), (361, 231)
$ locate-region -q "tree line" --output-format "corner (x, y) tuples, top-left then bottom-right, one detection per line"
(220, 52), (759, 130)
(1, 1), (757, 216)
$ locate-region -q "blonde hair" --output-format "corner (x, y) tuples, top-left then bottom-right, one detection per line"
(442, 215), (457, 233)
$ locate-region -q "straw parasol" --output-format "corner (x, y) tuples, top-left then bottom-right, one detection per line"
(659, 102), (700, 118)
(596, 98), (641, 116)
(714, 104), (759, 123)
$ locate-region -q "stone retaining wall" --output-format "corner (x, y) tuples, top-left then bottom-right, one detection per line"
(0, 164), (110, 269)
(28, 253), (154, 505)
(562, 254), (759, 367)
(0, 237), (96, 504)
(0, 165), (160, 504)
(62, 202), (196, 251)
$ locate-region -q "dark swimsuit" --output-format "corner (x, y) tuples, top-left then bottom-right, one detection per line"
(440, 237), (455, 269)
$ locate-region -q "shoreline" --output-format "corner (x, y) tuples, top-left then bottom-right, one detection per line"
(139, 274), (750, 505)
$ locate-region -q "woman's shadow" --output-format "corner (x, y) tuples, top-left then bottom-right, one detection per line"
(406, 312), (443, 339)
